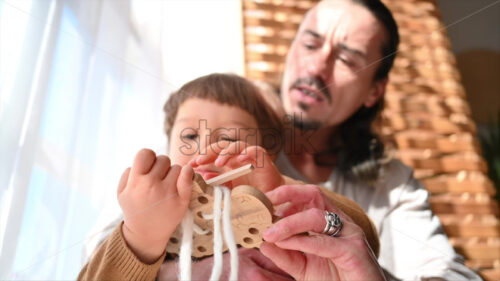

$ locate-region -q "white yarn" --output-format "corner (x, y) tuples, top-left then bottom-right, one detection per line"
(193, 223), (210, 235)
(178, 186), (239, 281)
(209, 187), (223, 281)
(222, 187), (239, 281)
(201, 212), (214, 220)
(179, 209), (194, 281)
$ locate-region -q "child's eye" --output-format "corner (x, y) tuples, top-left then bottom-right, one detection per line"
(182, 133), (198, 140)
(221, 137), (238, 142)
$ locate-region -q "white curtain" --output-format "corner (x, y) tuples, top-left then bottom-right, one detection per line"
(0, 0), (243, 279)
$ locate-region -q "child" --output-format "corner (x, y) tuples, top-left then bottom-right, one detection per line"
(78, 73), (379, 280)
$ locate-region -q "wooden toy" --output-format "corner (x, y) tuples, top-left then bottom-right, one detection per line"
(166, 164), (274, 258)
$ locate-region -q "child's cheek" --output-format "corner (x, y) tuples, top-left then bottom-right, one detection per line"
(169, 150), (191, 166)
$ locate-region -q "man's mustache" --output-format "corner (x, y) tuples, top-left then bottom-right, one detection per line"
(290, 76), (332, 104)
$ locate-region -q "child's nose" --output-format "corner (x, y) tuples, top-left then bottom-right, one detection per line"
(197, 133), (217, 156)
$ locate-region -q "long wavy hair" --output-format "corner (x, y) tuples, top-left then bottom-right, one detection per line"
(320, 0), (399, 183)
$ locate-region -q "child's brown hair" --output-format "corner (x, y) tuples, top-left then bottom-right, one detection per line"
(163, 73), (283, 154)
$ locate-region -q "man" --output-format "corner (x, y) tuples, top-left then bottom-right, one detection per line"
(261, 0), (481, 280)
(160, 1), (479, 279)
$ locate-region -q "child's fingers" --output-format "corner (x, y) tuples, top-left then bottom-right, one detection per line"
(214, 141), (249, 167)
(117, 167), (131, 195)
(177, 165), (194, 201)
(188, 159), (198, 168)
(163, 164), (182, 193)
(236, 146), (271, 169)
(235, 145), (260, 161)
(195, 140), (232, 165)
(132, 148), (156, 175)
(236, 154), (256, 166)
(150, 155), (171, 180)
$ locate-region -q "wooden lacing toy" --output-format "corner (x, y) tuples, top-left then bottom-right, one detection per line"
(166, 164), (274, 280)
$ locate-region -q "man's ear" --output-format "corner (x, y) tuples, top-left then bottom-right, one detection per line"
(364, 77), (387, 108)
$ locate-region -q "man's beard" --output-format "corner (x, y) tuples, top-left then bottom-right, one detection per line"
(286, 76), (332, 131)
(290, 111), (321, 131)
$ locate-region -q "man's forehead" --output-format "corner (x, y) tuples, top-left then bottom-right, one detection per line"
(301, 1), (345, 32)
(300, 0), (384, 54)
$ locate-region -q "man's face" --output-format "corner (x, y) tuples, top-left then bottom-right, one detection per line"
(281, 0), (387, 129)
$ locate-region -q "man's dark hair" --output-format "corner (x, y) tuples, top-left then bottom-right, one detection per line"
(352, 0), (400, 82)
(323, 0), (399, 183)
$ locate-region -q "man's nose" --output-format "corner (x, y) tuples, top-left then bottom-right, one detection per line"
(305, 49), (333, 81)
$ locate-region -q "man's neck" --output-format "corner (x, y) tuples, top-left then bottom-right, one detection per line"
(284, 125), (337, 184)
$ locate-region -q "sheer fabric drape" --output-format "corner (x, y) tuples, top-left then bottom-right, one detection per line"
(0, 0), (244, 278)
(0, 0), (167, 278)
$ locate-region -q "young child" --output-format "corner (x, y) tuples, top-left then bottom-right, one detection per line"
(120, 73), (287, 262)
(78, 73), (379, 280)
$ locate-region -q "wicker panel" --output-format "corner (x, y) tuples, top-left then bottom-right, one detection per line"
(242, 0), (500, 279)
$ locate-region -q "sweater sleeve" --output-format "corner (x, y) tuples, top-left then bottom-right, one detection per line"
(77, 222), (167, 281)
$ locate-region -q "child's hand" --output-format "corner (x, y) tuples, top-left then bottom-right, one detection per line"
(191, 141), (284, 193)
(117, 148), (194, 263)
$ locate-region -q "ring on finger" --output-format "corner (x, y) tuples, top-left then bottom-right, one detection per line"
(322, 211), (343, 237)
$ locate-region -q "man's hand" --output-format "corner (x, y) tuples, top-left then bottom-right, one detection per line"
(118, 148), (194, 263)
(261, 185), (386, 281)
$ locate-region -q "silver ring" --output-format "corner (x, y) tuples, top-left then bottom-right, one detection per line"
(322, 211), (343, 237)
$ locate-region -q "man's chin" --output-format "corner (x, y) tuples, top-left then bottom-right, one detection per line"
(288, 112), (322, 130)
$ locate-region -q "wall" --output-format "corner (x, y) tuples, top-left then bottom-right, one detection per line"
(437, 0), (500, 124)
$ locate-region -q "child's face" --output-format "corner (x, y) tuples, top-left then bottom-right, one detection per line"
(168, 98), (261, 180)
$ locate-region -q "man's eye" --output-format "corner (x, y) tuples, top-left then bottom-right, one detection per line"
(182, 133), (198, 140)
(338, 56), (354, 67)
(304, 43), (317, 50)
